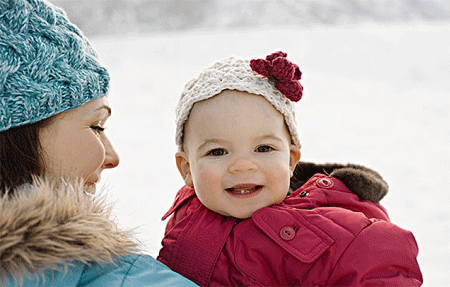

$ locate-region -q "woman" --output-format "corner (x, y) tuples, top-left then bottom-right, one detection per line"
(0, 0), (196, 286)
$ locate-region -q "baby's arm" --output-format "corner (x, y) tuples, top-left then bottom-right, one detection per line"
(325, 219), (423, 286)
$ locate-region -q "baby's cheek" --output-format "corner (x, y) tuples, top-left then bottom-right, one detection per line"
(270, 160), (291, 177)
(271, 163), (292, 192)
(195, 168), (218, 189)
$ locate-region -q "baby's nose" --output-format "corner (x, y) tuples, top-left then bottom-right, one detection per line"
(228, 157), (258, 174)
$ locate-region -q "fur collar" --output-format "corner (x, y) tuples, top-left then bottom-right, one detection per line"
(291, 162), (388, 203)
(0, 178), (138, 279)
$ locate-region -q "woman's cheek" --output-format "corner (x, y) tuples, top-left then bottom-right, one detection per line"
(76, 136), (106, 180)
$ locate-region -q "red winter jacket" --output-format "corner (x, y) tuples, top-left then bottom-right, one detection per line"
(158, 172), (422, 286)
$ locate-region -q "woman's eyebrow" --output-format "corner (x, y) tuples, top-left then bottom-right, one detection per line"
(95, 105), (112, 116)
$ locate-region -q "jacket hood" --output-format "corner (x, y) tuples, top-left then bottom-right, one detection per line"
(291, 162), (388, 203)
(0, 178), (138, 279)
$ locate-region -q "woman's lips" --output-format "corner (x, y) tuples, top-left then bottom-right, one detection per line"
(226, 184), (263, 198)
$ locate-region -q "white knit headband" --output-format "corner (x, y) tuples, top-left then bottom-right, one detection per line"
(175, 53), (303, 149)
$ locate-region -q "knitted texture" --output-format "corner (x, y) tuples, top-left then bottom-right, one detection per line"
(0, 0), (110, 132)
(175, 56), (301, 148)
(250, 51), (303, 102)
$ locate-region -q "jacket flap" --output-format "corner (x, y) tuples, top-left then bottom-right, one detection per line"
(162, 186), (196, 220)
(252, 207), (334, 263)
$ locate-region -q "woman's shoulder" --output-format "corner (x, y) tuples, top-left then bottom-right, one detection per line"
(1, 178), (197, 286)
(0, 178), (137, 279)
(78, 254), (197, 287)
(2, 255), (197, 287)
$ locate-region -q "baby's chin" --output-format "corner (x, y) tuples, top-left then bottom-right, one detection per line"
(217, 200), (287, 219)
(215, 208), (258, 219)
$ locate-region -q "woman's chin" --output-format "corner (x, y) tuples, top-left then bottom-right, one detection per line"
(84, 182), (96, 195)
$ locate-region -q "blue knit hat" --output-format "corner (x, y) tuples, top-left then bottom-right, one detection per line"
(0, 0), (110, 133)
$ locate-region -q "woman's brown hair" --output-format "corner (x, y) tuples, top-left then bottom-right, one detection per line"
(0, 118), (53, 196)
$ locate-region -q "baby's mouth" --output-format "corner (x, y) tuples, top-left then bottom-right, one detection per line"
(226, 184), (263, 196)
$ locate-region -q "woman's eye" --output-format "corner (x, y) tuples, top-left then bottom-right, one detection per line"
(255, 145), (274, 153)
(206, 148), (227, 157)
(91, 125), (105, 134)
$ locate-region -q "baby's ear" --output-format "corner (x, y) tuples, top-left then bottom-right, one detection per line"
(289, 145), (301, 175)
(175, 151), (193, 186)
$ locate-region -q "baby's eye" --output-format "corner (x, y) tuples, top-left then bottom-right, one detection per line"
(91, 125), (105, 134)
(255, 145), (275, 153)
(206, 148), (227, 157)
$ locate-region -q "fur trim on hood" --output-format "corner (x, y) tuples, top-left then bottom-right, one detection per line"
(291, 162), (388, 203)
(0, 178), (138, 279)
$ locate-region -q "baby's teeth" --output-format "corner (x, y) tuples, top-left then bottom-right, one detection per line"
(241, 190), (245, 194)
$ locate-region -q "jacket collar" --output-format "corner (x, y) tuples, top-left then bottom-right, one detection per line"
(0, 178), (137, 279)
(291, 162), (388, 203)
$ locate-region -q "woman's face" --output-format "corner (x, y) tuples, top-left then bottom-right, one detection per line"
(39, 96), (119, 192)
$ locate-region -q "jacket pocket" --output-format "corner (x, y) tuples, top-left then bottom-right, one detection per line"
(231, 208), (335, 286)
(252, 207), (334, 263)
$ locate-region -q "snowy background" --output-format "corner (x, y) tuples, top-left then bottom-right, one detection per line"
(53, 0), (449, 286)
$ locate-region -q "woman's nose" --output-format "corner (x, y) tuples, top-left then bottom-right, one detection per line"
(228, 156), (257, 174)
(103, 136), (120, 169)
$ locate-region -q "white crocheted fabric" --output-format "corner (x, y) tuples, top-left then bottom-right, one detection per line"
(175, 56), (300, 148)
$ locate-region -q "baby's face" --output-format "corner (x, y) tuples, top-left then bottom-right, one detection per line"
(176, 90), (300, 219)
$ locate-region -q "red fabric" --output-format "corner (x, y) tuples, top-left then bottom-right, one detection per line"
(158, 174), (422, 286)
(250, 51), (303, 102)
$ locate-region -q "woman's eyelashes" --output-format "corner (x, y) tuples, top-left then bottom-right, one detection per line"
(90, 125), (106, 134)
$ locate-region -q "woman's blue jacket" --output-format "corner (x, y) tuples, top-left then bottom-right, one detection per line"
(0, 179), (196, 286)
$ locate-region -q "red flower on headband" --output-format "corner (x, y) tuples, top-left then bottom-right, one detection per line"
(250, 51), (303, 102)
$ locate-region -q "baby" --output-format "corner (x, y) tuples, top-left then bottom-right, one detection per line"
(158, 52), (422, 286)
